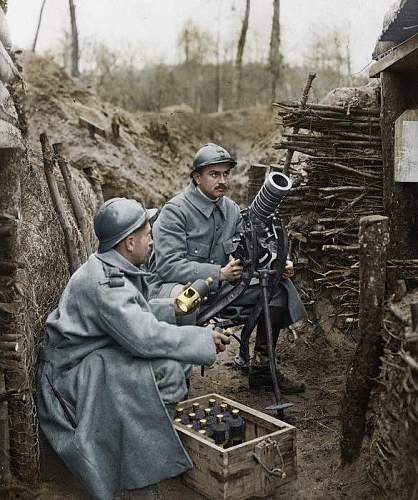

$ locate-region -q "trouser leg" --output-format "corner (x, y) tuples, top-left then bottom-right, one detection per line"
(253, 306), (286, 363)
(249, 307), (305, 394)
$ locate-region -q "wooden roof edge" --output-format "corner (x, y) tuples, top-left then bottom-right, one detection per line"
(369, 32), (418, 78)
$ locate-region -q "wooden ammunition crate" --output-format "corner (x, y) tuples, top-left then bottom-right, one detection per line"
(175, 393), (297, 500)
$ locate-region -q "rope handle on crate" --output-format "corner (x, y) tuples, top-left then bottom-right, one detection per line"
(252, 439), (287, 479)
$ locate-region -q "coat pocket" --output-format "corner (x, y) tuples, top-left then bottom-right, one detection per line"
(186, 240), (210, 259)
(222, 238), (238, 256)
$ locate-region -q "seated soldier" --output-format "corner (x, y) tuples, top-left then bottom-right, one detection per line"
(148, 143), (307, 393)
(37, 198), (229, 500)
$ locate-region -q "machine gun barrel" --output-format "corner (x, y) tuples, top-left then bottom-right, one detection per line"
(249, 172), (292, 222)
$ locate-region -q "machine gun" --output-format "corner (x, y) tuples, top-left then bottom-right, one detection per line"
(195, 171), (293, 418)
(196, 171), (292, 327)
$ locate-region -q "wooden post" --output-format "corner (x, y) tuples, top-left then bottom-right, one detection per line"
(282, 73), (316, 176)
(247, 164), (267, 206)
(53, 143), (92, 256)
(340, 215), (389, 463)
(40, 133), (80, 274)
(0, 369), (11, 484)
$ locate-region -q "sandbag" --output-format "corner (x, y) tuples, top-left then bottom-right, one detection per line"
(0, 40), (20, 84)
(0, 7), (12, 53)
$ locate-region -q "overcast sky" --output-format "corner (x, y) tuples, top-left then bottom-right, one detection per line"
(8, 0), (395, 72)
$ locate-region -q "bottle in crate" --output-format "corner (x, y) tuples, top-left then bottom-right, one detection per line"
(176, 406), (190, 425)
(204, 407), (216, 426)
(208, 398), (220, 415)
(219, 403), (232, 422)
(227, 409), (246, 446)
(192, 402), (205, 420)
(212, 414), (229, 447)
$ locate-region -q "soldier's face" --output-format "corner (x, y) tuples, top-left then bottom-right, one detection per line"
(131, 223), (153, 265)
(193, 163), (231, 200)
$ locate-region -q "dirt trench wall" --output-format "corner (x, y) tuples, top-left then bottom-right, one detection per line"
(0, 87), (98, 483)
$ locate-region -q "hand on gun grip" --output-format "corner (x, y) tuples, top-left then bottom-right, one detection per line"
(220, 258), (243, 283)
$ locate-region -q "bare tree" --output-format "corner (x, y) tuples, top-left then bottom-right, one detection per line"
(32, 0), (47, 53)
(234, 0), (250, 108)
(68, 0), (80, 77)
(269, 0), (281, 102)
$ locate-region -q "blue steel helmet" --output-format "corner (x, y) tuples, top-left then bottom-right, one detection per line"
(191, 143), (237, 175)
(94, 198), (157, 253)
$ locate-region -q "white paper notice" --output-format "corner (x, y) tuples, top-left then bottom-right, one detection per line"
(399, 121), (418, 182)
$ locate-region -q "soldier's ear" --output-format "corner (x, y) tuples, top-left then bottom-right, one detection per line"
(192, 172), (200, 185)
(125, 234), (135, 253)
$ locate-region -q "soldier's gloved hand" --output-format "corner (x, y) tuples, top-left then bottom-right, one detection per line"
(208, 326), (231, 353)
(282, 260), (295, 280)
(220, 258), (243, 283)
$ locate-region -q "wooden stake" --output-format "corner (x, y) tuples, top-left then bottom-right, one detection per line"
(340, 215), (389, 463)
(53, 143), (92, 256)
(282, 72), (316, 176)
(0, 369), (11, 484)
(40, 133), (80, 274)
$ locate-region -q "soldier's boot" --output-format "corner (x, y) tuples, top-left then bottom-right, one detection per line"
(249, 308), (305, 394)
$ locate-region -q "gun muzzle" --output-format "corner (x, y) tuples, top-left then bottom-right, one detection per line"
(175, 277), (214, 314)
(249, 172), (292, 222)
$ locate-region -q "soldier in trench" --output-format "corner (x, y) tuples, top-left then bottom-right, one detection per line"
(148, 143), (307, 392)
(36, 198), (230, 500)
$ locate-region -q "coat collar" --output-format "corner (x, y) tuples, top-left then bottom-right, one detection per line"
(184, 183), (227, 219)
(95, 250), (150, 277)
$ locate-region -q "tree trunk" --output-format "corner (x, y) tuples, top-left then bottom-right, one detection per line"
(269, 0), (280, 102)
(32, 0), (47, 53)
(340, 215), (389, 463)
(234, 0), (250, 108)
(68, 0), (80, 77)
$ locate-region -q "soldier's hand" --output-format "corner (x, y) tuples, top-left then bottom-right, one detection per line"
(282, 260), (295, 280)
(210, 328), (231, 353)
(220, 258), (243, 283)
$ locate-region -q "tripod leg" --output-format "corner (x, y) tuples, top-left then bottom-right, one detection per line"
(260, 276), (283, 410)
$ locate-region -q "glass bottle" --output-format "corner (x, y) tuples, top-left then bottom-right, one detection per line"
(212, 414), (228, 447)
(228, 409), (246, 446)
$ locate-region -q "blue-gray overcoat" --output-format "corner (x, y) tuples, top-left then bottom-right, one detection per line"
(37, 249), (216, 500)
(148, 183), (306, 325)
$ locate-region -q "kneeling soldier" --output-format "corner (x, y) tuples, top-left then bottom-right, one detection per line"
(37, 198), (229, 500)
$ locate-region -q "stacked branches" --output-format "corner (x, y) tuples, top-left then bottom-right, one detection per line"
(368, 304), (418, 498)
(274, 98), (383, 326)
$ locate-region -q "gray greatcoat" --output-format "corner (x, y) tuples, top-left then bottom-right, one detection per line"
(148, 183), (307, 326)
(37, 249), (216, 500)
